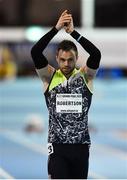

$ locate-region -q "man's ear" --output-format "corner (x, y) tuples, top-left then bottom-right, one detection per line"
(56, 55), (59, 63)
(56, 50), (59, 64)
(76, 55), (79, 62)
(56, 50), (59, 63)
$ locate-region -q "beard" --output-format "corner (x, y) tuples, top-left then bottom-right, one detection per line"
(61, 66), (74, 77)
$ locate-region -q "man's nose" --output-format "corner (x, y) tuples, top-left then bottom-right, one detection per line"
(64, 60), (69, 66)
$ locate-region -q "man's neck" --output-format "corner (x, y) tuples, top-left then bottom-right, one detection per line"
(60, 69), (76, 80)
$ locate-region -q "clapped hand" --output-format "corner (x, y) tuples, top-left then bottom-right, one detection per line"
(64, 14), (74, 34)
(55, 10), (72, 31)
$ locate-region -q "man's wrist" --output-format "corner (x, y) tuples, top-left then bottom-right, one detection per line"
(70, 30), (82, 42)
(69, 29), (74, 34)
(53, 26), (59, 32)
(55, 25), (61, 31)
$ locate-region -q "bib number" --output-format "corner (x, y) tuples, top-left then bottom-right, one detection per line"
(47, 143), (54, 155)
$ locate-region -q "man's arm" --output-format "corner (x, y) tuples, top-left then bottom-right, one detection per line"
(64, 16), (101, 80)
(71, 30), (101, 79)
(31, 27), (58, 70)
(31, 27), (58, 84)
(31, 10), (72, 83)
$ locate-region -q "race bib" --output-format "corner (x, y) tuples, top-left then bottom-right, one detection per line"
(47, 143), (54, 155)
(56, 94), (82, 113)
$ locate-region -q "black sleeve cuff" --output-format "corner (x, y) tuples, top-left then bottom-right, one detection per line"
(52, 27), (59, 34)
(70, 30), (81, 41)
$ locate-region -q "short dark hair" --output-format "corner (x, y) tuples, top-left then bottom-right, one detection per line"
(57, 40), (78, 57)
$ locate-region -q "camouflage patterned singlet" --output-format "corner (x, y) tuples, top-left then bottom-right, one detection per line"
(44, 68), (92, 144)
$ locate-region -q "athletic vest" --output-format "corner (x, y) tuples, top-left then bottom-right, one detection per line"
(44, 68), (92, 144)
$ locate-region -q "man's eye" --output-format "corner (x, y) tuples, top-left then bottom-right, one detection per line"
(68, 58), (73, 61)
(61, 59), (66, 62)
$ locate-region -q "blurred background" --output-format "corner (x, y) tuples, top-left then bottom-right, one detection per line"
(0, 0), (127, 179)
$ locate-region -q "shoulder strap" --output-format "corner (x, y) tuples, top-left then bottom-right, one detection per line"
(44, 70), (56, 95)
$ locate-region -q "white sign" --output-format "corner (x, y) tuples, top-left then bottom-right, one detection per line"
(56, 94), (82, 113)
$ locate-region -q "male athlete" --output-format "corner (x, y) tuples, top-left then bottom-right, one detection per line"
(31, 10), (101, 179)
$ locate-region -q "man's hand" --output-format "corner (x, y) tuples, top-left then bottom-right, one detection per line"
(55, 10), (72, 31)
(64, 15), (74, 34)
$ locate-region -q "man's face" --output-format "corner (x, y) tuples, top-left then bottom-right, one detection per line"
(56, 49), (77, 78)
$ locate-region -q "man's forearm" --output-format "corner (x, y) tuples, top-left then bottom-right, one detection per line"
(31, 27), (58, 69)
(70, 30), (101, 69)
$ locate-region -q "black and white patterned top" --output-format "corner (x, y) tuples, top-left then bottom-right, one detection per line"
(44, 69), (92, 144)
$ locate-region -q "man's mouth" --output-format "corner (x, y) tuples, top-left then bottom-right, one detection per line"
(63, 67), (70, 70)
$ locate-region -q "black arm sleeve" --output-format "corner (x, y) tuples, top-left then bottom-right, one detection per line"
(31, 27), (58, 69)
(70, 30), (101, 69)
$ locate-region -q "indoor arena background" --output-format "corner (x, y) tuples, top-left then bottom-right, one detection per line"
(0, 0), (127, 179)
